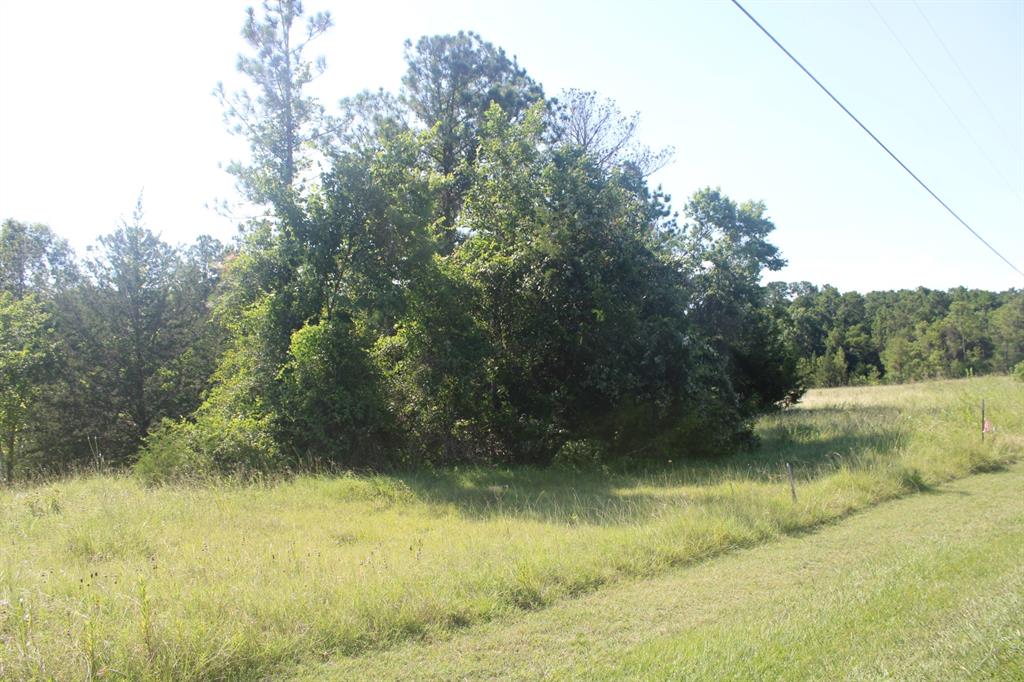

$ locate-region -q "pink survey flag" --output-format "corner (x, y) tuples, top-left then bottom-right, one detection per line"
(983, 418), (994, 433)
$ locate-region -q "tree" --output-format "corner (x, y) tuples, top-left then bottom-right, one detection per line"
(677, 188), (795, 411)
(88, 206), (178, 444)
(141, 28), (804, 477)
(272, 127), (437, 465)
(553, 89), (673, 175)
(991, 293), (1024, 373)
(0, 220), (76, 478)
(401, 31), (545, 248)
(146, 95), (439, 473)
(158, 235), (228, 419)
(0, 293), (55, 482)
(942, 290), (996, 374)
(215, 0), (333, 207)
(54, 203), (225, 462)
(0, 219), (77, 299)
(446, 106), (755, 461)
(779, 285), (1023, 386)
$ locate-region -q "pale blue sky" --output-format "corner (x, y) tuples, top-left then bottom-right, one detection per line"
(1, 0), (1021, 292)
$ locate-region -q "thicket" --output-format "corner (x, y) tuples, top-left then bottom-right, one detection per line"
(4, 2), (1019, 482)
(133, 0), (803, 477)
(0, 3), (802, 481)
(0, 211), (224, 480)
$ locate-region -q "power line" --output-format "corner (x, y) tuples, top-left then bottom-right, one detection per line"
(911, 0), (1023, 161)
(729, 0), (1024, 279)
(868, 0), (1023, 204)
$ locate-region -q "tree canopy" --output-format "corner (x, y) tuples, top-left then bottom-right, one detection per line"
(776, 283), (1024, 387)
(5, 3), (1017, 483)
(125, 4), (802, 478)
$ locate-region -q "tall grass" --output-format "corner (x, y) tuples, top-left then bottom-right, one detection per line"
(1, 377), (1020, 680)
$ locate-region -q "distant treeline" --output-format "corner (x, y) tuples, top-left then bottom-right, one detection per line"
(771, 283), (1024, 388)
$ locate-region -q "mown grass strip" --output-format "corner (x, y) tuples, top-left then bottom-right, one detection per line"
(309, 460), (1024, 681)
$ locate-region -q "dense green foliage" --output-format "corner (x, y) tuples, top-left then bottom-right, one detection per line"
(0, 214), (224, 480)
(774, 282), (1024, 387)
(0, 291), (55, 482)
(128, 2), (799, 478)
(2, 2), (1018, 482)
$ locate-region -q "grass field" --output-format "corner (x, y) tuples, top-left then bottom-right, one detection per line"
(1, 377), (1022, 680)
(300, 459), (1024, 680)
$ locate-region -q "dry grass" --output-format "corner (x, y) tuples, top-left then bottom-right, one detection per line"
(1, 377), (1021, 680)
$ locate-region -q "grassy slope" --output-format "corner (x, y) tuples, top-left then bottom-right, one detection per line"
(1, 377), (1021, 680)
(310, 460), (1024, 681)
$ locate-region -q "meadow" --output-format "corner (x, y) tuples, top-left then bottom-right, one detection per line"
(1, 377), (1021, 680)
(307, 454), (1024, 680)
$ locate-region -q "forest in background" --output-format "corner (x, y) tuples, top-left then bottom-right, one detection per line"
(1, 1), (1021, 483)
(775, 283), (1023, 387)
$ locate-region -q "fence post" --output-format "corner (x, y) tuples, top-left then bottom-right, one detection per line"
(786, 462), (797, 503)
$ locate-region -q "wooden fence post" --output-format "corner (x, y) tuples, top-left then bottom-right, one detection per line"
(786, 462), (797, 503)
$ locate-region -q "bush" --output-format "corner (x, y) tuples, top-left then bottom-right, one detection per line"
(280, 318), (394, 468)
(134, 419), (204, 485)
(1014, 360), (1024, 383)
(551, 439), (607, 471)
(135, 413), (281, 485)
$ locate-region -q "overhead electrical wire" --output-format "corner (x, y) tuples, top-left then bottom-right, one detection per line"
(867, 0), (1023, 204)
(910, 0), (1023, 161)
(729, 0), (1024, 279)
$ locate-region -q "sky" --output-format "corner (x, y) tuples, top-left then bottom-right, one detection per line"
(1, 0), (1021, 293)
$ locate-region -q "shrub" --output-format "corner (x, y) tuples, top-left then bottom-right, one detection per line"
(280, 318), (395, 468)
(551, 439), (607, 471)
(135, 413), (281, 485)
(134, 419), (203, 485)
(1013, 360), (1024, 383)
